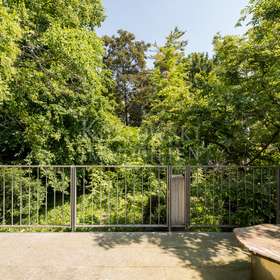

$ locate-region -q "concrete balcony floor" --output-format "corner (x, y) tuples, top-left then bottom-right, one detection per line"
(0, 232), (250, 280)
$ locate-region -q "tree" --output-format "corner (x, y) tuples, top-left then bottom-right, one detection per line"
(103, 30), (150, 126)
(202, 0), (280, 165)
(0, 2), (22, 102)
(187, 52), (213, 93)
(141, 29), (197, 164)
(142, 3), (280, 166)
(0, 0), (123, 165)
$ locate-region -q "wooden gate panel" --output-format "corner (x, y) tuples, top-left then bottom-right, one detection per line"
(171, 175), (185, 226)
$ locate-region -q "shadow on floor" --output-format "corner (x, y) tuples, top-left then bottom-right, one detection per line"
(92, 232), (250, 280)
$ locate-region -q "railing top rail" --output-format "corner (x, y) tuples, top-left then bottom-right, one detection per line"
(0, 164), (278, 168)
(185, 165), (279, 168)
(0, 164), (168, 168)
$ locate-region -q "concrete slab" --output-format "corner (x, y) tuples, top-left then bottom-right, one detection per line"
(0, 232), (250, 280)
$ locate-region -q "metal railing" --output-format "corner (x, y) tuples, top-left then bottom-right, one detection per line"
(185, 166), (280, 228)
(0, 165), (279, 231)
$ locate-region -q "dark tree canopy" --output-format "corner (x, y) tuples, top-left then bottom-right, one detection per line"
(103, 30), (151, 126)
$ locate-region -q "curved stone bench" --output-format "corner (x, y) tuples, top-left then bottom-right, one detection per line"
(234, 224), (280, 280)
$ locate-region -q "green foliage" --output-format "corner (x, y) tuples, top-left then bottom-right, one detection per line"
(2, 0), (278, 167)
(0, 2), (22, 101)
(103, 30), (151, 126)
(39, 167), (167, 226)
(206, 0), (280, 164)
(0, 0), (129, 165)
(142, 1), (280, 165)
(190, 167), (277, 226)
(0, 0), (279, 231)
(5, 0), (105, 29)
(141, 29), (194, 165)
(0, 168), (45, 225)
(77, 167), (166, 225)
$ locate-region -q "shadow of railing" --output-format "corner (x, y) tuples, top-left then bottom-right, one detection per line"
(92, 232), (251, 280)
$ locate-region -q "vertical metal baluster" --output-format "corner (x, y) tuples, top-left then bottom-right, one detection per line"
(62, 167), (64, 225)
(149, 169), (152, 225)
(214, 168), (218, 223)
(125, 169), (128, 224)
(45, 168), (48, 224)
(277, 167), (280, 225)
(132, 169), (135, 224)
(2, 170), (5, 225)
(141, 167), (144, 224)
(244, 167), (247, 202)
(228, 168), (231, 225)
(116, 170), (119, 225)
(212, 168), (215, 224)
(91, 183), (94, 226)
(264, 167), (267, 223)
(157, 167), (160, 225)
(108, 169), (111, 225)
(252, 167), (255, 225)
(167, 166), (172, 232)
(70, 166), (77, 232)
(28, 168), (31, 225)
(268, 168), (272, 224)
(15, 170), (18, 225)
(20, 168), (23, 226)
(99, 168), (102, 225)
(185, 166), (191, 229)
(83, 168), (85, 225)
(204, 167), (207, 220)
(37, 167), (39, 225)
(263, 167), (267, 222)
(244, 167), (247, 225)
(261, 168), (263, 212)
(220, 167), (226, 224)
(196, 168), (199, 199)
(54, 167), (56, 212)
(0, 169), (1, 224)
(220, 168), (223, 223)
(266, 168), (269, 216)
(11, 170), (14, 225)
(236, 169), (239, 224)
(196, 169), (199, 219)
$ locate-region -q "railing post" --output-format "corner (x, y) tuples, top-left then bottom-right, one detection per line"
(277, 167), (280, 225)
(185, 166), (191, 229)
(70, 166), (77, 232)
(167, 165), (172, 232)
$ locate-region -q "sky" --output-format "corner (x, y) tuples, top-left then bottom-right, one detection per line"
(97, 0), (249, 56)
